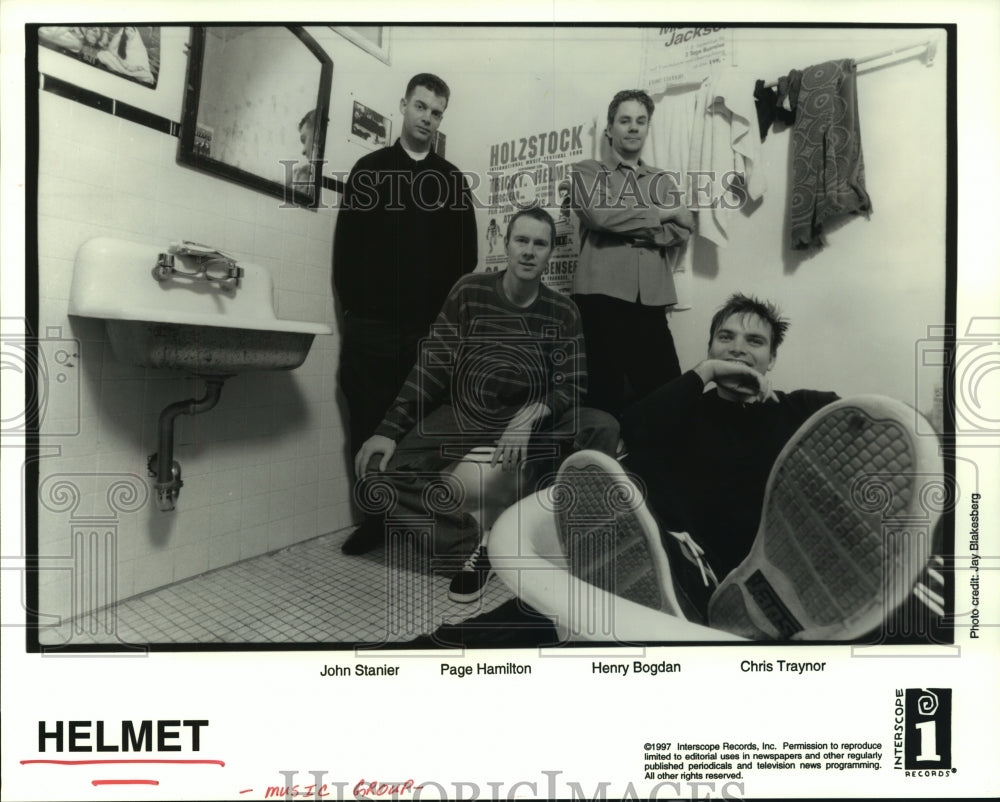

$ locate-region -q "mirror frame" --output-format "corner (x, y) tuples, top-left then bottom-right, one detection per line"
(178, 25), (332, 208)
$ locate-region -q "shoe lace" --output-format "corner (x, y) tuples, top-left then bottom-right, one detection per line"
(669, 530), (719, 588)
(461, 543), (486, 572)
(912, 555), (946, 616)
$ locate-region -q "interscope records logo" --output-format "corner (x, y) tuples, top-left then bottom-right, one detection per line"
(894, 688), (953, 776)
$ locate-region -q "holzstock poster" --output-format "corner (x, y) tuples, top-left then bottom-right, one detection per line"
(480, 121), (596, 294)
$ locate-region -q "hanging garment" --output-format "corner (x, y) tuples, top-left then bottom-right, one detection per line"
(649, 83), (702, 308)
(649, 83), (701, 199)
(753, 73), (799, 141)
(687, 68), (766, 248)
(649, 70), (766, 302)
(753, 80), (779, 141)
(788, 59), (872, 250)
(777, 70), (801, 118)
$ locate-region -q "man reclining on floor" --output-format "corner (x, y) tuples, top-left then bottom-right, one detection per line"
(552, 293), (946, 640)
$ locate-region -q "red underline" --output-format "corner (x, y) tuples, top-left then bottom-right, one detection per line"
(22, 759), (225, 766)
(92, 779), (159, 786)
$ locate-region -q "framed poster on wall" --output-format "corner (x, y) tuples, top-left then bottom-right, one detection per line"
(348, 99), (392, 150)
(38, 25), (160, 88)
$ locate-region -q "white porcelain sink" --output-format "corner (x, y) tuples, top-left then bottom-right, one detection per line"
(69, 237), (331, 374)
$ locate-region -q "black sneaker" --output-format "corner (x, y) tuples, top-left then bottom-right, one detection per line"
(448, 543), (494, 603)
(341, 517), (385, 555)
(708, 396), (943, 640)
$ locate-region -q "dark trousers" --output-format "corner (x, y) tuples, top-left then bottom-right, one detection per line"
(571, 293), (682, 419)
(360, 404), (621, 562)
(338, 311), (424, 459)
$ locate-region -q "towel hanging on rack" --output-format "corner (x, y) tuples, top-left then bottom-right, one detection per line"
(785, 59), (872, 250)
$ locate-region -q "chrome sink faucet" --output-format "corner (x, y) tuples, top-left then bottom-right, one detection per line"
(152, 241), (244, 290)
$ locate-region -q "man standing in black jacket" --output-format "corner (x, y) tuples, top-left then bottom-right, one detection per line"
(333, 73), (478, 553)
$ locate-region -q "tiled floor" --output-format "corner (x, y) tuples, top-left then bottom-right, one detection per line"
(38, 527), (515, 648)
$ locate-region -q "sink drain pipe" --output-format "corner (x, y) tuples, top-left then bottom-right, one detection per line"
(147, 376), (227, 511)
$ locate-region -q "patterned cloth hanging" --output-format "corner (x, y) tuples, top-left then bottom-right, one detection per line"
(787, 59), (872, 250)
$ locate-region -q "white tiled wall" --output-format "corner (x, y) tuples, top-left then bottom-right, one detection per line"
(36, 90), (355, 622)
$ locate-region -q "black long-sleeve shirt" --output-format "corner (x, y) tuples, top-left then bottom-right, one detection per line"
(333, 141), (478, 333)
(623, 370), (838, 579)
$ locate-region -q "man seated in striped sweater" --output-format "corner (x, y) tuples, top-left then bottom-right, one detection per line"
(345, 207), (620, 600)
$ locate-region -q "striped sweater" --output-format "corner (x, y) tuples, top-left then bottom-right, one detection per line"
(375, 271), (587, 441)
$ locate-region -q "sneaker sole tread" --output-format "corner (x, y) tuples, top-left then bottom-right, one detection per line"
(709, 397), (939, 640)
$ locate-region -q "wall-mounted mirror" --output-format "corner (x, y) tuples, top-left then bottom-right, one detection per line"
(178, 25), (332, 207)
